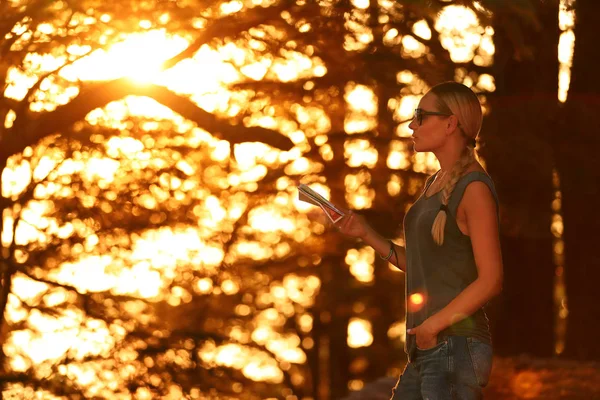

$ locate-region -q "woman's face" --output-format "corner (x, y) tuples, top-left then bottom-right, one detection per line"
(408, 93), (451, 153)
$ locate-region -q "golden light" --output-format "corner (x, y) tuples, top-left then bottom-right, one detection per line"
(345, 84), (378, 134)
(297, 314), (313, 333)
(387, 321), (407, 342)
(395, 93), (421, 138)
(387, 140), (411, 170)
(348, 380), (365, 391)
(476, 73), (496, 92)
(410, 293), (424, 305)
(383, 28), (400, 47)
(344, 139), (378, 168)
(345, 171), (374, 209)
(294, 104), (332, 136)
(435, 6), (494, 66)
(511, 371), (543, 399)
(412, 151), (441, 174)
(4, 109), (16, 128)
(345, 18), (374, 52)
(347, 318), (373, 348)
(387, 174), (402, 197)
(345, 247), (375, 283)
(63, 30), (189, 84)
(408, 292), (427, 313)
(558, 0), (576, 102)
(412, 20), (432, 40)
(200, 342), (284, 383)
(4, 279), (126, 377)
(552, 168), (567, 355)
(401, 35), (428, 58)
(351, 0), (370, 10)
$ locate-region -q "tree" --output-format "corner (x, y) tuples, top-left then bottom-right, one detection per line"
(479, 0), (558, 358)
(0, 1), (315, 398)
(558, 0), (600, 361)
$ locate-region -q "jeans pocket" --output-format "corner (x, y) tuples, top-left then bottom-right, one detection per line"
(466, 337), (493, 387)
(416, 339), (447, 354)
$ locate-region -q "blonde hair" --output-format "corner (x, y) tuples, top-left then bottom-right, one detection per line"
(428, 82), (482, 245)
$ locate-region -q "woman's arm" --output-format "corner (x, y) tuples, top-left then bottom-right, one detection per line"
(409, 181), (503, 344)
(336, 211), (407, 272)
(361, 224), (407, 272)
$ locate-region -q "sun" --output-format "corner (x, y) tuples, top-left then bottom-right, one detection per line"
(63, 29), (190, 84)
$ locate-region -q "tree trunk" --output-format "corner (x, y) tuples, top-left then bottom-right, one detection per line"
(557, 0), (600, 361)
(481, 1), (559, 357)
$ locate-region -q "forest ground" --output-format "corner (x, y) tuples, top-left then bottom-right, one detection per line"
(342, 355), (600, 399)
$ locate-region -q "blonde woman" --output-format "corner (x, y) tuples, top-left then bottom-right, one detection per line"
(336, 82), (503, 399)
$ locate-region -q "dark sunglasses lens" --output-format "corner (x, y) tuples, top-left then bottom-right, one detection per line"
(415, 109), (422, 125)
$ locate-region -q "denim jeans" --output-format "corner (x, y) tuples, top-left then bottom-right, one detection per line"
(390, 336), (493, 400)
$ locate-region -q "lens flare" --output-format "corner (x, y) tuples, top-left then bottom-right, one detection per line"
(511, 371), (543, 398)
(408, 292), (427, 312)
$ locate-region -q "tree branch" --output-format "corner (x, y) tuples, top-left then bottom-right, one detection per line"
(2, 79), (294, 160)
(160, 1), (295, 71)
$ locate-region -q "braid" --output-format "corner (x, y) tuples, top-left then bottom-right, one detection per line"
(431, 145), (476, 245)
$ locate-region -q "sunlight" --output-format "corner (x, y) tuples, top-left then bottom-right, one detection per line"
(347, 318), (373, 348)
(4, 279), (126, 374)
(387, 140), (411, 170)
(345, 247), (375, 283)
(63, 30), (189, 84)
(435, 5), (494, 66)
(412, 20), (432, 40)
(401, 35), (428, 58)
(345, 171), (374, 209)
(351, 0), (370, 10)
(345, 84), (378, 134)
(412, 151), (441, 174)
(387, 321), (407, 343)
(387, 174), (403, 197)
(558, 0), (576, 103)
(249, 206), (296, 233)
(395, 92), (423, 138)
(345, 139), (378, 168)
(45, 227), (228, 300)
(200, 342), (284, 383)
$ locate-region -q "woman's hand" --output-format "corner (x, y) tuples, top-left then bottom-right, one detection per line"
(334, 210), (371, 239)
(407, 319), (439, 350)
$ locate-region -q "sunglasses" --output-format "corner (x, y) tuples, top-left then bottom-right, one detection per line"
(413, 108), (453, 126)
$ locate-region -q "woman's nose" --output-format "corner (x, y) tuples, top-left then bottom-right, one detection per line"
(408, 119), (417, 131)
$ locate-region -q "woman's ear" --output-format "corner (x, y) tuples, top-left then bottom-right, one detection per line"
(446, 115), (460, 134)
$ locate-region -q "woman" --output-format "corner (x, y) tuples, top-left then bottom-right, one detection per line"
(335, 82), (503, 399)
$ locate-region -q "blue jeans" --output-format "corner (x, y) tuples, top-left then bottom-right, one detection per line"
(390, 336), (493, 400)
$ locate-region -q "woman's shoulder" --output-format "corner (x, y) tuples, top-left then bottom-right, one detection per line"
(452, 165), (497, 200)
(456, 166), (498, 205)
(464, 163), (487, 176)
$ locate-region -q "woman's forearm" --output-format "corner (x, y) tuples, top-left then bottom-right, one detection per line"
(360, 226), (407, 272)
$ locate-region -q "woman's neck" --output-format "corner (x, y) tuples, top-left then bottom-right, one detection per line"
(435, 143), (465, 172)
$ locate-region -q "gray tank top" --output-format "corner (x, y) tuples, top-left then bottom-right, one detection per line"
(403, 170), (499, 359)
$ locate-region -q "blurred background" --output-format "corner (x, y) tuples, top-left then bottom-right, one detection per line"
(0, 0), (599, 399)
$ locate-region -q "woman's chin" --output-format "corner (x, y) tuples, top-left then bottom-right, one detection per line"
(412, 141), (432, 153)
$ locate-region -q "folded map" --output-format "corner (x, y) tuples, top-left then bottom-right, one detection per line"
(298, 184), (345, 223)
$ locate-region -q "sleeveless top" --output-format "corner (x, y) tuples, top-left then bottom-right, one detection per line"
(403, 170), (499, 360)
